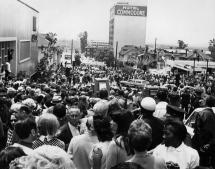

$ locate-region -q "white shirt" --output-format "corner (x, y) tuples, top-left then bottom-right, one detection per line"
(89, 141), (111, 169)
(12, 143), (34, 155)
(67, 132), (98, 169)
(153, 143), (199, 169)
(154, 101), (168, 120)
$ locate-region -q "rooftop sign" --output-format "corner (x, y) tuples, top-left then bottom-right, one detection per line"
(115, 5), (147, 17)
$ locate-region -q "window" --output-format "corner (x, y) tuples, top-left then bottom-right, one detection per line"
(20, 41), (30, 61)
(33, 16), (37, 31)
(65, 55), (71, 60)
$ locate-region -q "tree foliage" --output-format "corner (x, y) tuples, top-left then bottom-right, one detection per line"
(79, 31), (88, 53)
(177, 40), (188, 49)
(94, 49), (115, 67)
(35, 33), (63, 82)
(209, 38), (215, 59)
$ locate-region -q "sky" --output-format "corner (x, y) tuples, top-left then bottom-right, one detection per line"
(23, 0), (215, 48)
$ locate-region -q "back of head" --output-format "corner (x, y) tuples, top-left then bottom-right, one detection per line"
(128, 119), (152, 152)
(53, 103), (66, 119)
(157, 88), (168, 101)
(9, 145), (75, 169)
(99, 88), (108, 100)
(93, 100), (109, 116)
(168, 93), (180, 107)
(205, 95), (215, 107)
(111, 111), (134, 136)
(0, 146), (26, 169)
(108, 98), (123, 116)
(15, 117), (36, 140)
(37, 113), (59, 136)
(93, 115), (113, 142)
(33, 145), (75, 169)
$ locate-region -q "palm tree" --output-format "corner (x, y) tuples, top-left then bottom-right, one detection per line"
(209, 39), (215, 59)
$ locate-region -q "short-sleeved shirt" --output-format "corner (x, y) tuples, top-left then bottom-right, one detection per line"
(153, 143), (199, 169)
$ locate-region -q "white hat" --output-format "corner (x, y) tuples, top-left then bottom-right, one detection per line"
(141, 97), (156, 111)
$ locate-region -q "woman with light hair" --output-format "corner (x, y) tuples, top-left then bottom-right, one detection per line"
(32, 113), (65, 150)
(9, 145), (76, 169)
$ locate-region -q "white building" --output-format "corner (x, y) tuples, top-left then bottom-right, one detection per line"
(0, 0), (39, 75)
(109, 0), (148, 59)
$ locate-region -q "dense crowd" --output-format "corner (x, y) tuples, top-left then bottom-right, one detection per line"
(0, 65), (215, 169)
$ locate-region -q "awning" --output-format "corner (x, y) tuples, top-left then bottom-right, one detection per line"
(173, 64), (191, 71)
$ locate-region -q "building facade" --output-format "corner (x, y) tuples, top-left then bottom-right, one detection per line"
(85, 41), (113, 58)
(109, 0), (148, 59)
(0, 0), (39, 76)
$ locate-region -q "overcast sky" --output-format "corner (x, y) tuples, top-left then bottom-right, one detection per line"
(24, 0), (215, 48)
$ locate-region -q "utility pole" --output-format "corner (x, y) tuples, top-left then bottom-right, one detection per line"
(155, 38), (158, 69)
(154, 38), (157, 55)
(71, 39), (73, 70)
(115, 41), (118, 70)
(206, 59), (209, 82)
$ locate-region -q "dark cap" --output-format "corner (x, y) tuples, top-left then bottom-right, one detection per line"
(166, 104), (186, 119)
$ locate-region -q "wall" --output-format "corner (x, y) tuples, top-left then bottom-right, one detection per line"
(0, 0), (39, 75)
(113, 16), (147, 54)
(110, 1), (148, 59)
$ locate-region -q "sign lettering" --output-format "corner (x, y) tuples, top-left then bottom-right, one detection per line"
(115, 5), (147, 17)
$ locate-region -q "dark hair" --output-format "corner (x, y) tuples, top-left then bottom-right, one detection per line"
(19, 105), (31, 115)
(53, 103), (66, 119)
(112, 111), (134, 155)
(93, 115), (113, 142)
(112, 111), (134, 136)
(173, 86), (178, 92)
(168, 93), (180, 106)
(111, 162), (144, 169)
(157, 88), (168, 101)
(43, 95), (53, 108)
(205, 95), (215, 107)
(0, 98), (10, 125)
(15, 117), (36, 140)
(128, 119), (152, 152)
(108, 98), (122, 116)
(0, 146), (26, 169)
(99, 88), (108, 100)
(164, 119), (187, 142)
(78, 96), (88, 117)
(65, 96), (79, 106)
(61, 89), (68, 100)
(35, 95), (44, 104)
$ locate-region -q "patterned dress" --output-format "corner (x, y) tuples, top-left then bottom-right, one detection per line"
(32, 136), (65, 150)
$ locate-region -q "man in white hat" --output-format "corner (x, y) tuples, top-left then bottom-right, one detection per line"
(140, 97), (164, 150)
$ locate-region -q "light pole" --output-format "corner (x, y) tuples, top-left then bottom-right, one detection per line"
(154, 38), (157, 55)
(193, 58), (195, 75)
(71, 39), (73, 70)
(206, 59), (209, 82)
(115, 41), (118, 70)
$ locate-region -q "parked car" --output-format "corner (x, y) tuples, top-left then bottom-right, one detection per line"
(184, 107), (215, 128)
(120, 79), (149, 88)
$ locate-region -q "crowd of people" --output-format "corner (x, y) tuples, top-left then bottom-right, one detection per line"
(0, 65), (215, 169)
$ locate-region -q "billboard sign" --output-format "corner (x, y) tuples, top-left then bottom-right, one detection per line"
(115, 5), (147, 17)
